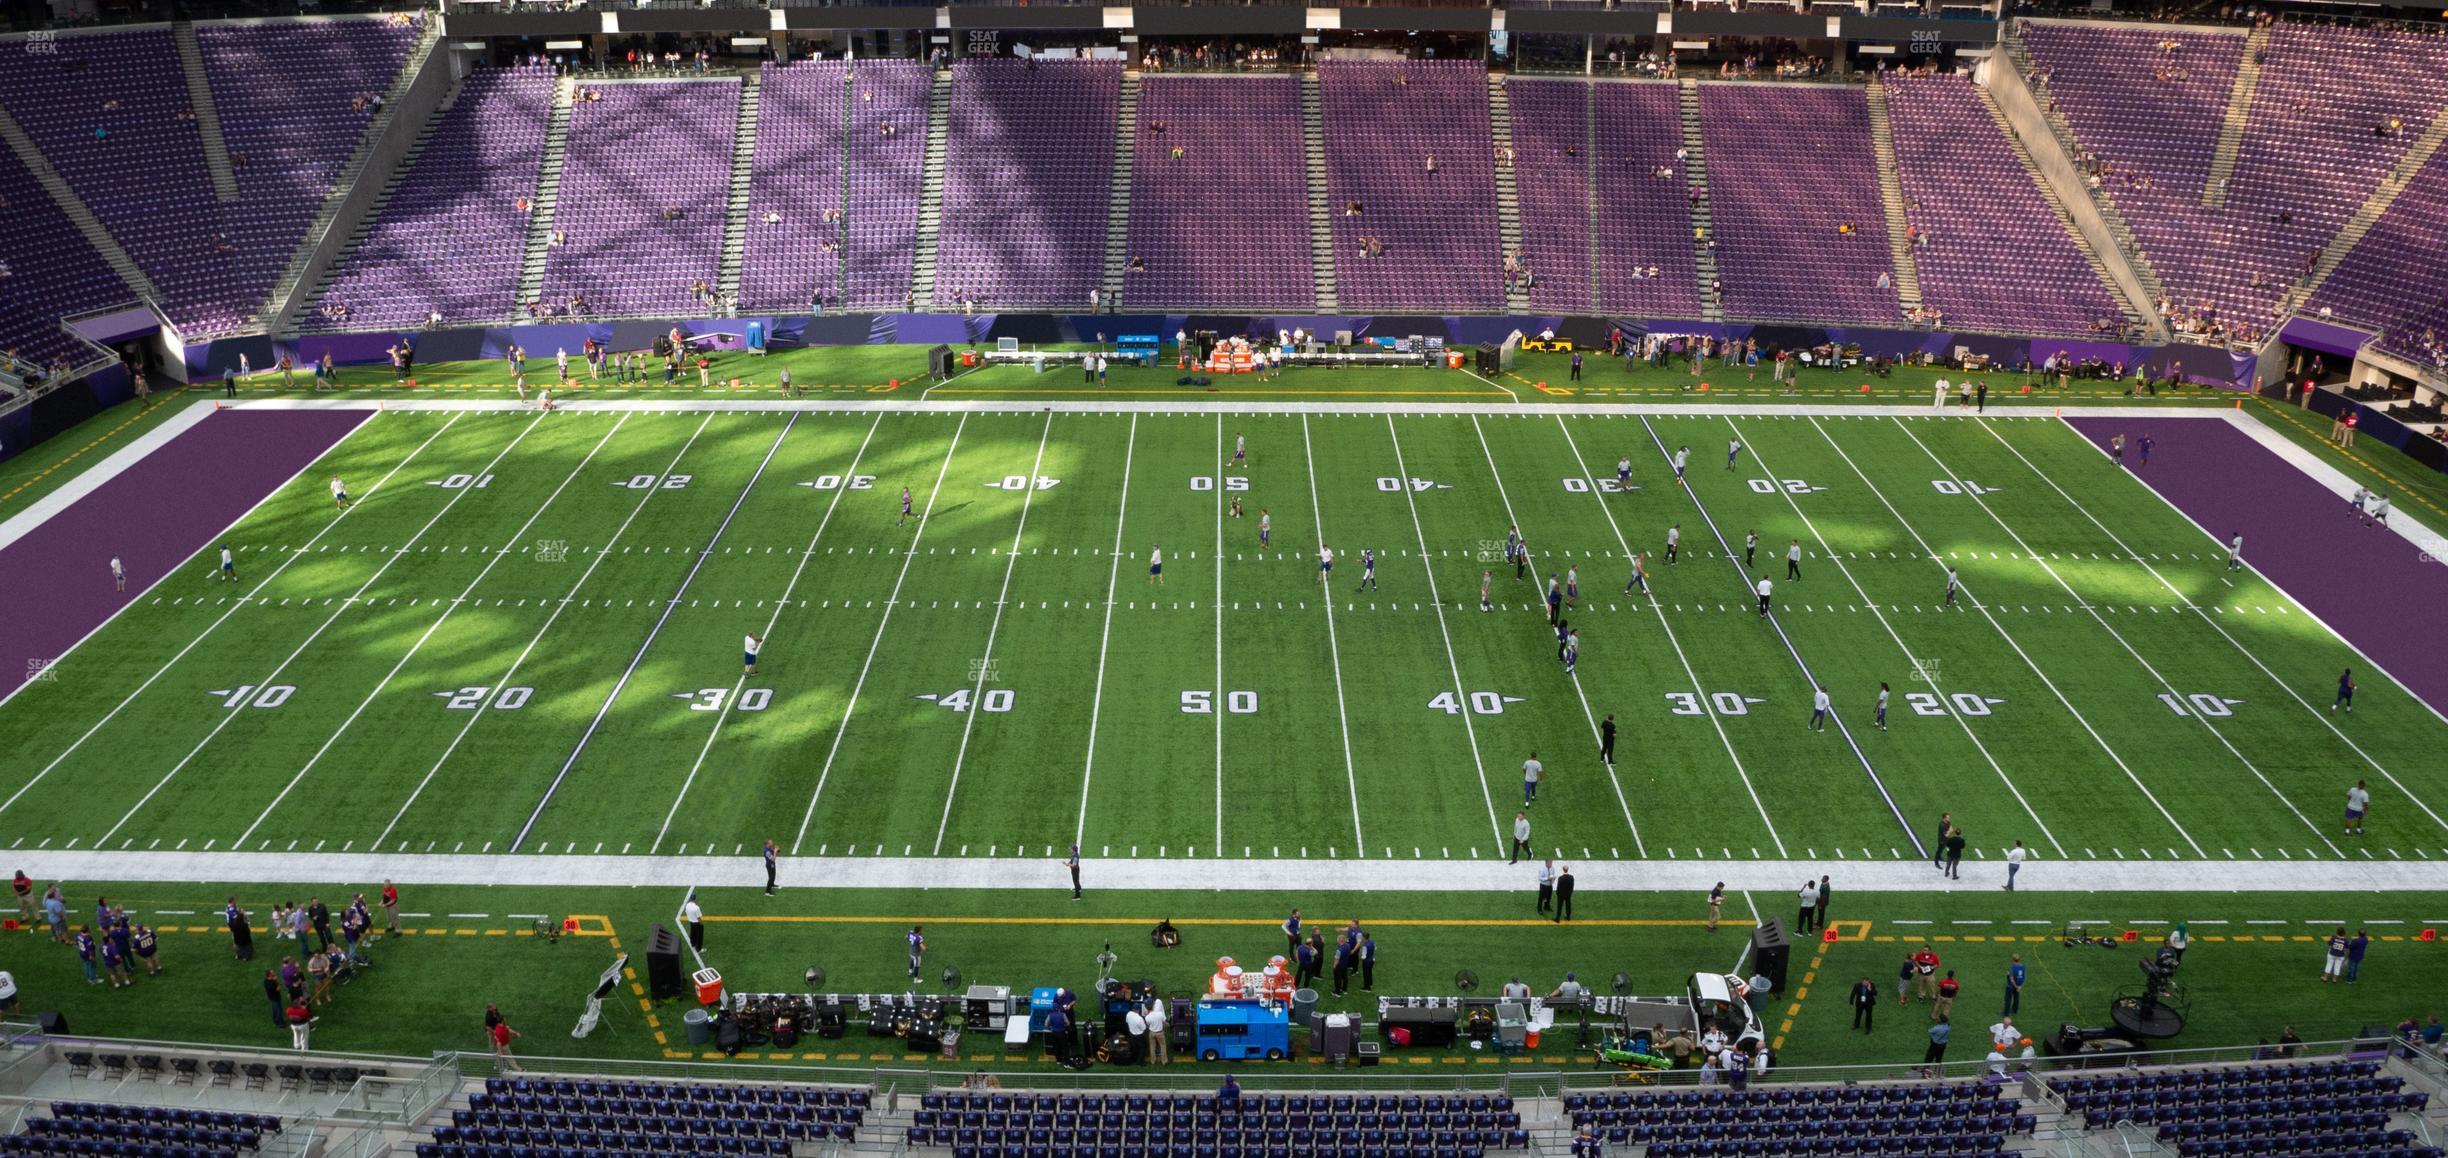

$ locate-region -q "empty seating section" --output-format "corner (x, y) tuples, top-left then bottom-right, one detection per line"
(412, 1076), (870, 1157)
(908, 1089), (1529, 1158)
(2308, 146), (2448, 366)
(308, 66), (552, 329)
(1504, 78), (1594, 313)
(0, 150), (129, 365)
(1563, 1080), (2034, 1157)
(1698, 84), (1897, 323)
(842, 62), (928, 311)
(1318, 60), (1503, 312)
(199, 17), (416, 317)
(1122, 76), (1313, 310)
(1882, 74), (2124, 335)
(2, 1101), (280, 1156)
(0, 30), (244, 335)
(537, 80), (738, 318)
(2047, 1058), (2435, 1157)
(934, 59), (1119, 309)
(1594, 82), (1705, 318)
(740, 60), (848, 314)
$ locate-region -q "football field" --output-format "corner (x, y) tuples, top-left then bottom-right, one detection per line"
(4, 400), (2443, 875)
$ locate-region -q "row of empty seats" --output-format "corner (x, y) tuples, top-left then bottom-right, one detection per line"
(2046, 1059), (2434, 1157)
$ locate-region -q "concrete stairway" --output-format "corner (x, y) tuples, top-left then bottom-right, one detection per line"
(2000, 34), (2171, 314)
(1099, 69), (1140, 310)
(1300, 70), (1338, 312)
(907, 67), (953, 309)
(1863, 80), (1925, 315)
(2288, 105), (2448, 309)
(1487, 71), (1529, 313)
(1583, 79), (1601, 314)
(172, 21), (240, 203)
(513, 77), (576, 315)
(1975, 85), (2152, 333)
(1676, 80), (1723, 322)
(303, 77), (460, 318)
(2203, 24), (2271, 209)
(254, 18), (440, 332)
(0, 103), (163, 306)
(717, 72), (760, 307)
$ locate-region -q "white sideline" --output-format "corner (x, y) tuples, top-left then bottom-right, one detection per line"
(9, 848), (2444, 894)
(2214, 409), (2447, 561)
(0, 401), (217, 552)
(216, 398), (2226, 419)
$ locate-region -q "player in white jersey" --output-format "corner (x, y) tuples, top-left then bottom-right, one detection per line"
(1665, 524), (1681, 565)
(1561, 630), (1579, 676)
(899, 486), (913, 527)
(1317, 544), (1333, 584)
(1785, 539), (1803, 581)
(1233, 433), (1248, 468)
(218, 545), (235, 582)
(110, 555), (125, 592)
(1744, 529), (1758, 568)
(2348, 486), (2366, 515)
(1672, 446), (1690, 483)
(1479, 570), (1493, 612)
(1875, 683), (1890, 731)
(1727, 439), (1743, 470)
(2227, 533), (2244, 572)
(538, 387), (554, 412)
(329, 475), (352, 509)
(2368, 493), (2391, 527)
(1258, 509), (1271, 547)
(1623, 551), (1648, 595)
(1564, 565), (1579, 610)
(1755, 575), (1773, 617)
(744, 633), (762, 677)
(1616, 456), (1632, 490)
(1942, 567), (1960, 607)
(556, 348), (570, 383)
(1149, 545), (1165, 587)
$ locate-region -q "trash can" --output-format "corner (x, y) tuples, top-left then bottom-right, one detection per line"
(684, 1008), (713, 1045)
(1290, 988), (1319, 1027)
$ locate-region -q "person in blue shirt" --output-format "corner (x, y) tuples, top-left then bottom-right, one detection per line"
(2002, 955), (2025, 1017)
(1216, 1074), (1241, 1106)
(1924, 1016), (1951, 1064)
(74, 928), (100, 985)
(1359, 933), (1376, 992)
(2346, 929), (2370, 983)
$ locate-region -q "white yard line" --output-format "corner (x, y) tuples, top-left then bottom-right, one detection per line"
(1464, 416), (1645, 856)
(370, 415), (718, 850)
(2013, 418), (2448, 833)
(648, 413), (887, 853)
(1381, 415), (1506, 852)
(0, 412), (450, 811)
(221, 397), (2221, 420)
(1212, 417), (1225, 851)
(930, 414), (1057, 855)
(0, 400), (217, 552)
(95, 413), (547, 849)
(1728, 416), (2063, 858)
(235, 413), (634, 848)
(1805, 416), (2197, 857)
(791, 415), (971, 855)
(1890, 417), (2338, 857)
(510, 414), (800, 853)
(1550, 415), (1787, 856)
(1070, 414), (1140, 849)
(0, 408), (375, 715)
(1300, 416), (1370, 854)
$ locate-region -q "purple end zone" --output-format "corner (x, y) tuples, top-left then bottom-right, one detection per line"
(0, 408), (370, 692)
(2063, 415), (2448, 714)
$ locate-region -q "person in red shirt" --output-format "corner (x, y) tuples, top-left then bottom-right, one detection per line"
(1933, 970), (1959, 1021)
(490, 1015), (522, 1070)
(1912, 946), (1941, 1002)
(380, 881), (399, 937)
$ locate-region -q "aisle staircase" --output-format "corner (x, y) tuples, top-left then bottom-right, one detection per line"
(2000, 34), (2170, 313)
(1975, 86), (2153, 335)
(256, 18), (440, 331)
(907, 67), (953, 309)
(303, 73), (464, 318)
(1487, 71), (1529, 313)
(513, 77), (576, 313)
(716, 72), (760, 306)
(173, 20), (240, 202)
(1676, 80), (1723, 322)
(1300, 70), (1338, 312)
(1100, 70), (1140, 311)
(1583, 80), (1601, 314)
(1862, 80), (1925, 315)
(2203, 24), (2271, 209)
(2289, 106), (2448, 309)
(0, 103), (163, 306)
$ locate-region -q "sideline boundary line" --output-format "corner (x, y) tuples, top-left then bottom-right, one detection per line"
(0, 399), (214, 550)
(512, 414), (800, 852)
(1892, 417), (2332, 857)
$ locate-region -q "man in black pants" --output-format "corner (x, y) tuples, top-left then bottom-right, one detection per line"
(1569, 351), (1583, 382)
(1552, 865), (1576, 923)
(1359, 933), (1376, 991)
(1063, 845), (1082, 899)
(1849, 977), (1877, 1033)
(763, 839), (778, 896)
(1599, 714), (1617, 765)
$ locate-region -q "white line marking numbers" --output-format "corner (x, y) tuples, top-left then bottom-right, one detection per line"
(915, 689), (1015, 713)
(208, 685), (295, 710)
(436, 686), (533, 711)
(673, 687), (773, 712)
(2158, 692), (2244, 718)
(1187, 476), (1250, 492)
(427, 473), (495, 490)
(985, 477), (1062, 491)
(1560, 478), (1634, 494)
(1180, 690), (1259, 714)
(1905, 692), (2004, 717)
(1747, 479), (1820, 495)
(1665, 691), (1766, 717)
(1930, 479), (2000, 496)
(1429, 691), (1522, 716)
(1377, 477), (1451, 492)
(794, 475), (875, 491)
(616, 474), (693, 490)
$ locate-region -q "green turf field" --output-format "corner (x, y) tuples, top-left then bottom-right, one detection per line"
(2, 402), (2440, 867)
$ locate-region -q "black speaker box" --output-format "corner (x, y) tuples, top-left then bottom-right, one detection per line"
(644, 925), (685, 1000)
(1379, 1006), (1457, 1048)
(36, 1011), (67, 1036)
(1751, 920), (1791, 993)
